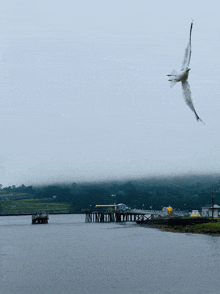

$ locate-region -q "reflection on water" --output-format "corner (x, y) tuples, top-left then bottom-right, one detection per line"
(1, 214), (220, 294)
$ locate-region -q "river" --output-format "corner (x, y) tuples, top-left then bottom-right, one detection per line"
(1, 214), (220, 294)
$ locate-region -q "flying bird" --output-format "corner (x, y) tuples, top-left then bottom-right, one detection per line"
(167, 22), (203, 123)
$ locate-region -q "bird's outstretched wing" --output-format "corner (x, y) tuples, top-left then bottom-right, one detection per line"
(181, 22), (193, 71)
(181, 80), (203, 122)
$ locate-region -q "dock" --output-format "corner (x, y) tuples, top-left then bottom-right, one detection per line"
(32, 212), (49, 224)
(85, 211), (147, 223)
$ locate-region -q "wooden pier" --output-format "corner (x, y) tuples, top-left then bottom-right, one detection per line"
(85, 211), (147, 223)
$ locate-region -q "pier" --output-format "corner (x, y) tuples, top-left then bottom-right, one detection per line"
(85, 211), (147, 223)
(84, 203), (174, 223)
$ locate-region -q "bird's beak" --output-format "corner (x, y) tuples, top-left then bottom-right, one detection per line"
(188, 68), (191, 71)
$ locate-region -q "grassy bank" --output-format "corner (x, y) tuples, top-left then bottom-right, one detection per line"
(0, 199), (71, 215)
(148, 220), (220, 235)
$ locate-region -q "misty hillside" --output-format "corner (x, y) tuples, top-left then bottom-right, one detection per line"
(1, 174), (220, 213)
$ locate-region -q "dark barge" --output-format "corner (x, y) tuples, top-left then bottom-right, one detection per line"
(32, 212), (49, 224)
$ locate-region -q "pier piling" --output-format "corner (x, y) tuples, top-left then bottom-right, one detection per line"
(85, 211), (146, 223)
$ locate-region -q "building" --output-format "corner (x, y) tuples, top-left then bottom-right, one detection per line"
(116, 203), (126, 212)
(201, 204), (220, 218)
(161, 206), (173, 216)
(190, 210), (201, 217)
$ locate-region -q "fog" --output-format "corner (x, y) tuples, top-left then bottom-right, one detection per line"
(0, 1), (220, 186)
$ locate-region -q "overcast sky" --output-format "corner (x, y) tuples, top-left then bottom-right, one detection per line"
(0, 0), (220, 187)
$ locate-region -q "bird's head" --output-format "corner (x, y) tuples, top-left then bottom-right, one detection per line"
(186, 67), (191, 72)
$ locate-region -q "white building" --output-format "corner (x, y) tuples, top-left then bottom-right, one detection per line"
(201, 204), (220, 218)
(190, 210), (200, 217)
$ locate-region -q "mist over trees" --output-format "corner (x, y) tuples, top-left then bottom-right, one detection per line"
(1, 174), (220, 213)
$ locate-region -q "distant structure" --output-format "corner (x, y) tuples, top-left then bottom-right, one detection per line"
(161, 206), (173, 216)
(85, 204), (179, 223)
(115, 203), (127, 212)
(95, 203), (128, 212)
(190, 210), (201, 217)
(86, 203), (145, 223)
(201, 204), (220, 218)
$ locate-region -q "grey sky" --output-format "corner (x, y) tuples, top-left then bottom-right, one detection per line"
(0, 0), (220, 186)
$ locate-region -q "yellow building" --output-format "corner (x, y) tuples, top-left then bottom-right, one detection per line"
(190, 210), (201, 217)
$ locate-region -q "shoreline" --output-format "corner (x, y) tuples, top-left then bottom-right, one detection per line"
(140, 222), (220, 235)
(137, 217), (220, 235)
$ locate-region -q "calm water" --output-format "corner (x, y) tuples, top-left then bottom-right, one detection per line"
(1, 214), (220, 294)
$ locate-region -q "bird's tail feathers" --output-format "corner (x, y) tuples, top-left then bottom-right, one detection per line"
(167, 69), (178, 88)
(169, 80), (177, 88)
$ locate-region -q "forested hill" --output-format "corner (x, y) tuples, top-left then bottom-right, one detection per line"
(1, 174), (220, 213)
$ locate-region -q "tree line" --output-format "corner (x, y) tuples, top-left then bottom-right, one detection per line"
(1, 174), (220, 213)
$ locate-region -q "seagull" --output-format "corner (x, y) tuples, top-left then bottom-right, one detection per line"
(167, 22), (203, 123)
